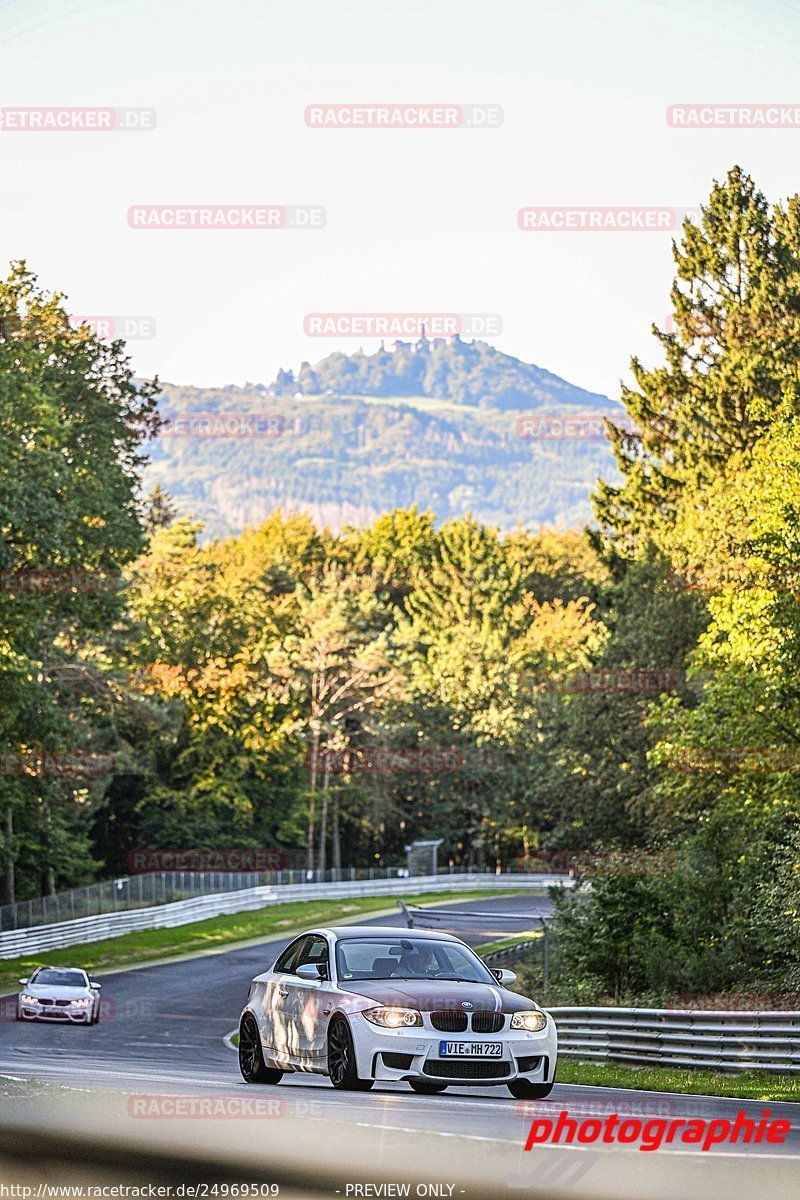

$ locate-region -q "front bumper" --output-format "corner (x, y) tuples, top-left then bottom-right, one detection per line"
(19, 1001), (93, 1023)
(351, 1017), (558, 1086)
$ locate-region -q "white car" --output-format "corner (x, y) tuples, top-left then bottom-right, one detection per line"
(238, 926), (557, 1097)
(17, 966), (102, 1024)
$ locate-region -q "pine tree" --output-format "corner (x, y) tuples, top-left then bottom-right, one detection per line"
(593, 166), (800, 556)
(144, 483), (177, 535)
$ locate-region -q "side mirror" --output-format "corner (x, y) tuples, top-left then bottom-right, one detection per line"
(296, 962), (326, 981)
(18, 978), (28, 986)
(90, 982), (101, 989)
(492, 968), (517, 986)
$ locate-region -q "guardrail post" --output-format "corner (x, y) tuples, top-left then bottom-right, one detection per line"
(542, 920), (549, 990)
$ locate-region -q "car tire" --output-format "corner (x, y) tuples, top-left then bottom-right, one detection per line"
(507, 1079), (555, 1099)
(327, 1017), (374, 1090)
(238, 1013), (284, 1085)
(91, 1006), (100, 1024)
(409, 1081), (448, 1094)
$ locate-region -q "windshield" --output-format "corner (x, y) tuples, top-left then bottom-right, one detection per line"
(335, 937), (495, 984)
(31, 969), (87, 988)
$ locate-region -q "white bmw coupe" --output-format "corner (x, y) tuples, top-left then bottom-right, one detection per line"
(17, 966), (102, 1024)
(238, 926), (557, 1097)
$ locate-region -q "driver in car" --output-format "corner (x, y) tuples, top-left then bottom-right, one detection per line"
(395, 945), (438, 977)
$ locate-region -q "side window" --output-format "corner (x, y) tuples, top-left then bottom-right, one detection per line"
(274, 936), (308, 974)
(296, 935), (329, 971)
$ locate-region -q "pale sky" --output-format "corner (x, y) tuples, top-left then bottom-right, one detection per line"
(2, 0), (800, 399)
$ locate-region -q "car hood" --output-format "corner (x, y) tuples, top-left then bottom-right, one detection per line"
(337, 978), (539, 1013)
(23, 985), (90, 999)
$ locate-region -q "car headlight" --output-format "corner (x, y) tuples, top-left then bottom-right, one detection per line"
(71, 998), (92, 1006)
(510, 1010), (547, 1032)
(20, 994), (38, 1005)
(362, 1006), (423, 1028)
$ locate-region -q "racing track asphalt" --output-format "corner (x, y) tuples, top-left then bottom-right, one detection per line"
(0, 892), (798, 1180)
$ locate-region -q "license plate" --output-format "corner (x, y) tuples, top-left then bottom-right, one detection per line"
(439, 1041), (502, 1057)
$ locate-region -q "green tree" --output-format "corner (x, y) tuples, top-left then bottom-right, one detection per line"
(265, 568), (397, 871)
(0, 262), (159, 899)
(594, 166), (800, 556)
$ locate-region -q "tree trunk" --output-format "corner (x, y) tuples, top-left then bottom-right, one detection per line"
(307, 728), (319, 872)
(41, 796), (56, 896)
(1, 806), (14, 907)
(332, 794), (341, 872)
(317, 754), (331, 874)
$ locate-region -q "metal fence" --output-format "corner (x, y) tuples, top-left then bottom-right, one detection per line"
(0, 867), (419, 933)
(550, 1005), (800, 1074)
(0, 872), (564, 959)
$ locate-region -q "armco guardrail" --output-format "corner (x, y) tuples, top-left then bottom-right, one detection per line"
(483, 939), (542, 964)
(0, 866), (412, 932)
(0, 873), (566, 959)
(551, 1006), (800, 1074)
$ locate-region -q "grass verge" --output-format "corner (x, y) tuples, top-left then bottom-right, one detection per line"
(555, 1059), (800, 1103)
(2, 888), (528, 994)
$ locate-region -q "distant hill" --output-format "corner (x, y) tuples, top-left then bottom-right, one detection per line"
(142, 339), (625, 539)
(275, 334), (612, 411)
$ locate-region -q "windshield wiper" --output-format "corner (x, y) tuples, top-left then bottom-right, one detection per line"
(426, 977), (479, 983)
